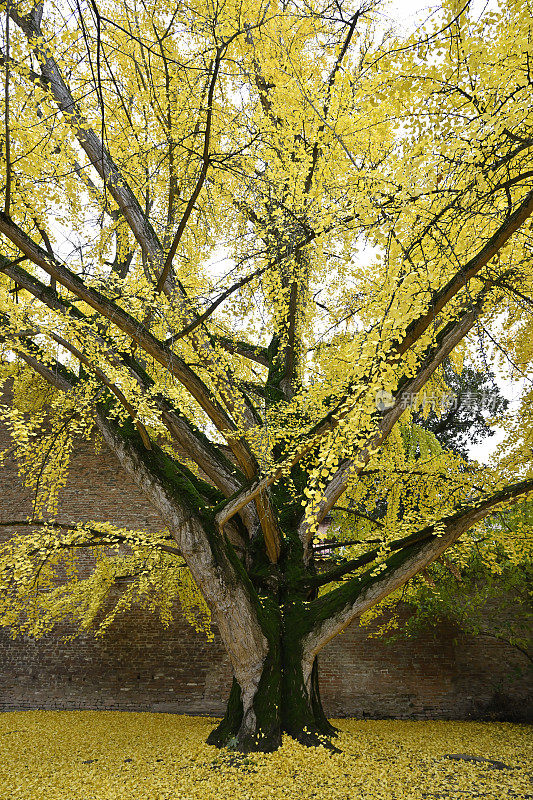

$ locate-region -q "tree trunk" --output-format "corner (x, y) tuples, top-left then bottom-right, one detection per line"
(207, 618), (336, 752)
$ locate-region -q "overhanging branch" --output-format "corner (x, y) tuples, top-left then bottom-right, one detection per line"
(0, 261), (243, 494)
(302, 476), (533, 658)
(0, 215), (244, 443)
(0, 519), (182, 557)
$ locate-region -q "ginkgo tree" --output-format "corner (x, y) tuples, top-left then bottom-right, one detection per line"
(0, 0), (532, 751)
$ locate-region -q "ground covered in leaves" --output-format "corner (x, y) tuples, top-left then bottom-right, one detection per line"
(0, 712), (531, 799)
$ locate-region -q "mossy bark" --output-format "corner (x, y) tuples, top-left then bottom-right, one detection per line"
(207, 607), (336, 752)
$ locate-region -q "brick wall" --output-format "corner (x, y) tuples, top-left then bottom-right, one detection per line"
(1, 395), (531, 721)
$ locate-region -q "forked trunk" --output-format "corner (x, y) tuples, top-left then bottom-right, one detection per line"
(207, 625), (336, 752)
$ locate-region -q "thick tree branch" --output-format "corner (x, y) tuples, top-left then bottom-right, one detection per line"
(280, 273), (300, 399)
(302, 476), (533, 660)
(305, 189), (533, 453)
(212, 335), (269, 367)
(48, 331), (153, 450)
(93, 407), (270, 708)
(395, 188), (533, 357)
(0, 256), (243, 495)
(15, 349), (75, 393)
(0, 216), (246, 444)
(301, 297), (488, 539)
(9, 6), (167, 274)
(2, 353), (225, 511)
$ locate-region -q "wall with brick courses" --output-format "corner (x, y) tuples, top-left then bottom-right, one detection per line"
(1, 398), (531, 721)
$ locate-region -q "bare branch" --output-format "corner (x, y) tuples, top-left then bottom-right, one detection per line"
(156, 51), (222, 293)
(3, 3), (11, 215)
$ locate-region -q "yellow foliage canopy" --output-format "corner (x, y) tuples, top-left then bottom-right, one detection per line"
(0, 0), (531, 700)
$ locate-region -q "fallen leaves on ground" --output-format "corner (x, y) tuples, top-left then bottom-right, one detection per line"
(0, 712), (531, 800)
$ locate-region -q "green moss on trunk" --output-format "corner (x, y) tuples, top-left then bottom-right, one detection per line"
(207, 599), (337, 753)
(206, 679), (244, 747)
